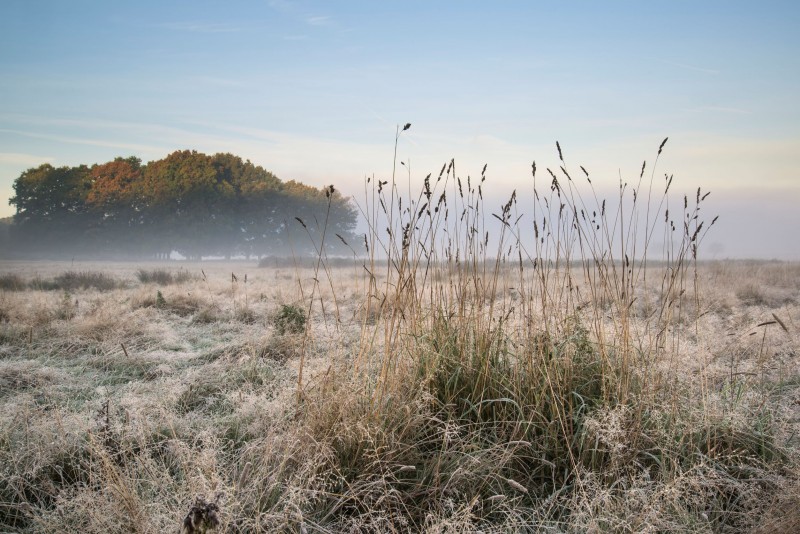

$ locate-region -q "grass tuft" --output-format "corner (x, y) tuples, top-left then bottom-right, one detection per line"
(272, 303), (306, 335)
(18, 271), (123, 292)
(0, 273), (26, 291)
(136, 268), (193, 285)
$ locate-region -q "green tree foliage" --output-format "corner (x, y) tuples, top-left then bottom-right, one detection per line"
(7, 151), (360, 259)
(85, 157), (144, 252)
(10, 163), (93, 255)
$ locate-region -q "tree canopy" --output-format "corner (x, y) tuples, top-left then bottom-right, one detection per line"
(7, 150), (359, 259)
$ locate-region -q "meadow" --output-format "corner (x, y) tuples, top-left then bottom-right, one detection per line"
(1, 153), (799, 532)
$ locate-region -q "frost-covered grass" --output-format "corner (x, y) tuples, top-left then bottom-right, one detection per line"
(0, 258), (798, 532)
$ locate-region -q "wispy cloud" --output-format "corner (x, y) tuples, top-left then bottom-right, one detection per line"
(691, 106), (752, 115)
(159, 21), (241, 33)
(306, 15), (331, 26)
(267, 1), (337, 32)
(268, 1), (332, 27)
(0, 128), (163, 154)
(267, 0), (293, 13)
(660, 59), (719, 75)
(0, 115), (195, 140)
(191, 76), (246, 88)
(0, 152), (54, 166)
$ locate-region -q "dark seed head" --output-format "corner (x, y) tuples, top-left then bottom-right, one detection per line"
(658, 137), (668, 156)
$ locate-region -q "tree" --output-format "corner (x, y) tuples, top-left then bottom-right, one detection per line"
(9, 163), (92, 256)
(139, 150), (220, 258)
(7, 151), (361, 259)
(84, 157), (144, 256)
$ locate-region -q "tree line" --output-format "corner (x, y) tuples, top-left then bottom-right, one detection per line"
(6, 150), (360, 259)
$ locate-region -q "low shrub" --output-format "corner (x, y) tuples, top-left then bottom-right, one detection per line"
(136, 268), (193, 285)
(31, 271), (122, 292)
(0, 274), (26, 291)
(272, 304), (306, 335)
(134, 290), (203, 317)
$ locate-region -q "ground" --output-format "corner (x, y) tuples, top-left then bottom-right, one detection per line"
(0, 259), (798, 532)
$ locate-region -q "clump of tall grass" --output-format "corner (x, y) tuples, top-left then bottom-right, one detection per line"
(28, 271), (122, 291)
(136, 268), (193, 285)
(735, 282), (796, 308)
(55, 289), (77, 320)
(132, 290), (206, 317)
(0, 273), (26, 291)
(272, 303), (306, 335)
(286, 136), (791, 531)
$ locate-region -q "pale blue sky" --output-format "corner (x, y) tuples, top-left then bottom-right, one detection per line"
(1, 1), (798, 258)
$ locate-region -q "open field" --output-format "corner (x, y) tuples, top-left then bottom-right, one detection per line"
(0, 257), (798, 533)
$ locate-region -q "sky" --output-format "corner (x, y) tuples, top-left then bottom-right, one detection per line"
(1, 0), (798, 259)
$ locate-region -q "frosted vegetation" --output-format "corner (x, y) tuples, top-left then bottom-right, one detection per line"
(0, 141), (798, 532)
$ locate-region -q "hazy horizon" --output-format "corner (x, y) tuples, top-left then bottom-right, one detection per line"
(2, 1), (798, 260)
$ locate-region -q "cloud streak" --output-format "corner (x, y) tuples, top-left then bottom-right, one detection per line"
(158, 21), (241, 33)
(0, 128), (164, 155)
(660, 59), (719, 75)
(0, 152), (54, 166)
(306, 15), (331, 26)
(690, 106), (752, 115)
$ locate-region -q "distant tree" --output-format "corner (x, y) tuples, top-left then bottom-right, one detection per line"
(212, 154), (281, 257)
(139, 150), (220, 259)
(11, 164), (91, 222)
(85, 157), (144, 256)
(9, 163), (92, 256)
(87, 157), (142, 210)
(7, 151), (361, 259)
(277, 181), (359, 257)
